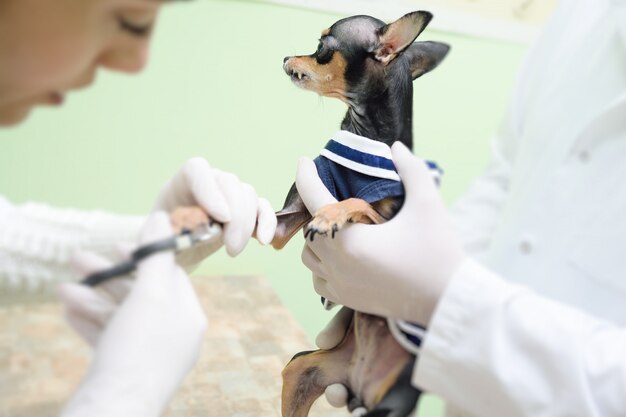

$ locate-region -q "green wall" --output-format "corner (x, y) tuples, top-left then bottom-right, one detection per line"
(0, 0), (528, 414)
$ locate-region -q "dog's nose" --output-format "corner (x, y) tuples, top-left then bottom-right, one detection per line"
(283, 56), (290, 64)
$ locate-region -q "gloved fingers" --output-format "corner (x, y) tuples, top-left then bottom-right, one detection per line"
(325, 383), (350, 408)
(232, 184), (259, 253)
(312, 275), (328, 296)
(115, 241), (136, 259)
(351, 407), (369, 417)
(184, 157), (231, 223)
(140, 210), (175, 245)
(99, 278), (133, 304)
(57, 283), (117, 340)
(216, 171), (257, 256)
(176, 237), (223, 273)
(57, 283), (117, 323)
(391, 142), (441, 207)
(63, 308), (105, 348)
(304, 219), (368, 260)
(69, 251), (132, 304)
(255, 197), (277, 246)
(70, 251), (112, 276)
(301, 245), (325, 277)
(136, 212), (177, 286)
(295, 157), (337, 214)
(312, 274), (340, 304)
(315, 306), (353, 350)
(304, 248), (342, 304)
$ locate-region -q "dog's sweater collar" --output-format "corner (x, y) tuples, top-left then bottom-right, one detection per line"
(320, 131), (442, 183)
(320, 131), (401, 181)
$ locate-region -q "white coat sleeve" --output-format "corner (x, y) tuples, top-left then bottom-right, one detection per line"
(414, 258), (626, 417)
(0, 196), (144, 299)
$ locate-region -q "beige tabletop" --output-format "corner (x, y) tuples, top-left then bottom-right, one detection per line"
(0, 275), (346, 417)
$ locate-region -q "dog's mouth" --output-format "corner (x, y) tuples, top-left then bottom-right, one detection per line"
(284, 64), (310, 83)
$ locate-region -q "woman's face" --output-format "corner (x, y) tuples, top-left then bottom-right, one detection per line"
(0, 0), (162, 125)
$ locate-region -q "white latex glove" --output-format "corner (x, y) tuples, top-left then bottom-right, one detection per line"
(59, 251), (132, 347)
(298, 142), (466, 327)
(153, 157), (276, 268)
(58, 212), (208, 417)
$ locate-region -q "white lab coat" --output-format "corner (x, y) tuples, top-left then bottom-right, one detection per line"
(413, 0), (626, 416)
(0, 195), (142, 299)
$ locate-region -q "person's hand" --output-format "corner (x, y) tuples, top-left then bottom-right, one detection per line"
(58, 212), (208, 417)
(58, 250), (132, 347)
(153, 157), (277, 269)
(298, 142), (466, 326)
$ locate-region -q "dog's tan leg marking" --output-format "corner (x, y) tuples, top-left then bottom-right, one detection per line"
(170, 206), (209, 234)
(306, 198), (384, 238)
(282, 313), (415, 416)
(281, 325), (356, 417)
(350, 313), (414, 409)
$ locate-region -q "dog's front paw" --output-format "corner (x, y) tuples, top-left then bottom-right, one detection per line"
(304, 199), (384, 241)
(304, 212), (342, 241)
(170, 206), (209, 234)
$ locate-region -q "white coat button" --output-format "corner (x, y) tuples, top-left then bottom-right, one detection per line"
(519, 238), (533, 254)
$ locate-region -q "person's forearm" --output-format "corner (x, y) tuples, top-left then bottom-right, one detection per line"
(414, 258), (626, 417)
(0, 201), (143, 298)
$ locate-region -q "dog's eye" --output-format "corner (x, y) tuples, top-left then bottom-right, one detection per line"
(315, 40), (334, 64)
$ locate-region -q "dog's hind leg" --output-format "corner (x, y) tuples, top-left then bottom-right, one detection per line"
(281, 322), (356, 417)
(360, 358), (421, 417)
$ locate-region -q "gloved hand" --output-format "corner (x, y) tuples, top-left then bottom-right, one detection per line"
(58, 212), (208, 417)
(153, 157), (276, 269)
(59, 250), (133, 347)
(298, 142), (466, 327)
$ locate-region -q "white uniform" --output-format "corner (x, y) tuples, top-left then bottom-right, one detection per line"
(414, 0), (626, 416)
(0, 196), (142, 300)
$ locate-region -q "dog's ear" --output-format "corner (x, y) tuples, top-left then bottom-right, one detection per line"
(373, 11), (432, 65)
(404, 41), (450, 80)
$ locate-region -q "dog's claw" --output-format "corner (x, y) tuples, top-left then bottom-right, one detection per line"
(305, 227), (330, 241)
(331, 224), (339, 238)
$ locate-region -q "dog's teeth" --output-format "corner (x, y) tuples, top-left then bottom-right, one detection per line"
(298, 73), (303, 80)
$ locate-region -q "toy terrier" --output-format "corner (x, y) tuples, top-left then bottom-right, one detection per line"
(272, 11), (449, 417)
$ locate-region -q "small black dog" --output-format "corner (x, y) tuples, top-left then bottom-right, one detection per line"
(272, 11), (449, 417)
(273, 11), (448, 247)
